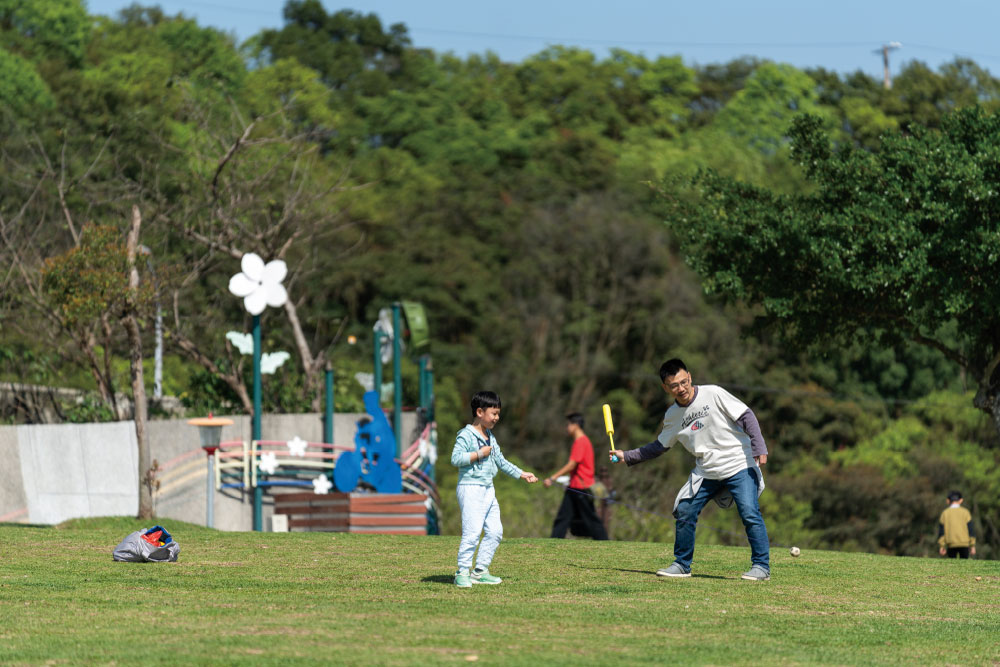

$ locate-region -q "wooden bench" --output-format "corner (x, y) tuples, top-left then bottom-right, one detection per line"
(273, 492), (428, 534)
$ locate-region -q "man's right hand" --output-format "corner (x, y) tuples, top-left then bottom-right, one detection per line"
(609, 450), (624, 463)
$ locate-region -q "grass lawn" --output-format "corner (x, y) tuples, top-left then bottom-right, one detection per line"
(1, 517), (998, 665)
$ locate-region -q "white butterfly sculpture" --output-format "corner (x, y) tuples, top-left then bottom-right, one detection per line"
(228, 253), (288, 316)
(226, 331), (254, 355)
(260, 351), (290, 375)
(374, 307), (404, 364)
(225, 332), (290, 375)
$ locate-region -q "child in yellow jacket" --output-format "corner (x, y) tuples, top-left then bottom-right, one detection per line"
(938, 490), (976, 559)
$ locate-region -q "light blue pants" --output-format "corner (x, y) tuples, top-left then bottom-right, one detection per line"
(456, 484), (503, 571)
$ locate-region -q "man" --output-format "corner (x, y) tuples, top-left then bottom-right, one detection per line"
(544, 412), (609, 540)
(610, 358), (770, 580)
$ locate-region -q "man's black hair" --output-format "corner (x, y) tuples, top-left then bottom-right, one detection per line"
(471, 390), (501, 417)
(659, 358), (688, 382)
(565, 412), (585, 428)
(947, 490), (963, 502)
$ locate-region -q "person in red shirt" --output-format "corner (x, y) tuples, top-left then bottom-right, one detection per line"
(544, 412), (609, 540)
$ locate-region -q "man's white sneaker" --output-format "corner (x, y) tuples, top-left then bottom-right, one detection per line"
(741, 565), (770, 581)
(656, 563), (691, 578)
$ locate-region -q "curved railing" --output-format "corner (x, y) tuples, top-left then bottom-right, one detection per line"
(152, 424), (440, 527)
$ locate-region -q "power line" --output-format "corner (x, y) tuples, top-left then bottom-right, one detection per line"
(410, 28), (876, 50)
(93, 2), (1000, 66)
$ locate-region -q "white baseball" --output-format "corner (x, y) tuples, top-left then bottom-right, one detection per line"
(789, 546), (801, 557)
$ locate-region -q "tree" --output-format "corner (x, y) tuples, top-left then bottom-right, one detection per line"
(664, 107), (1000, 437)
(253, 1), (412, 95)
(41, 217), (157, 518)
(0, 0), (89, 65)
(0, 48), (54, 120)
(41, 224), (130, 417)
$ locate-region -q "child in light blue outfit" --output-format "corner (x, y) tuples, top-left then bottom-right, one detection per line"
(451, 390), (538, 587)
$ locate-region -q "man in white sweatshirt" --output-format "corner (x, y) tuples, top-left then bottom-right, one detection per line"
(610, 358), (771, 581)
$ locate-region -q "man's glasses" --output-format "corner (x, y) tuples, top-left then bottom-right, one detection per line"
(666, 377), (692, 391)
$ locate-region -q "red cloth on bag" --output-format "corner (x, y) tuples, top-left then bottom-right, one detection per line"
(141, 530), (163, 545)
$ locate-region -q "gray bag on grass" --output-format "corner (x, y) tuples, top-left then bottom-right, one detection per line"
(112, 528), (180, 563)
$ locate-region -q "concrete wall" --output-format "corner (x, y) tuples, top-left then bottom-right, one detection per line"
(0, 411), (418, 531)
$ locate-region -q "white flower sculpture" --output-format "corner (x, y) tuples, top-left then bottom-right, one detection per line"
(259, 451), (279, 475)
(228, 253), (288, 316)
(287, 436), (308, 457)
(312, 474), (332, 495)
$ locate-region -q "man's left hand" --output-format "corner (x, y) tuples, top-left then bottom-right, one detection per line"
(755, 454), (767, 466)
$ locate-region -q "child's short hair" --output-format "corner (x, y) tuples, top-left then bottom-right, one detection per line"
(471, 390), (501, 417)
(659, 358), (688, 382)
(565, 412), (585, 428)
(947, 490), (963, 502)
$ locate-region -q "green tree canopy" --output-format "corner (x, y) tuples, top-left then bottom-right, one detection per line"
(666, 107), (1000, 434)
(0, 47), (53, 119)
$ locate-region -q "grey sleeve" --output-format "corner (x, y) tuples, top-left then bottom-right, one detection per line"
(736, 409), (767, 457)
(623, 440), (670, 466)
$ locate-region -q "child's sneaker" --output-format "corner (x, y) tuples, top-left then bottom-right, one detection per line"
(454, 569), (472, 588)
(655, 562), (691, 578)
(741, 565), (770, 581)
(471, 566), (502, 585)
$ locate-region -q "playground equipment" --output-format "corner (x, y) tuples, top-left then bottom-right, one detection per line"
(333, 390), (402, 494)
(210, 295), (438, 533)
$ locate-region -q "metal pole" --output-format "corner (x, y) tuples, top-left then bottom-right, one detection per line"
(418, 355), (428, 412)
(427, 363), (435, 423)
(324, 365), (334, 482)
(392, 303), (403, 455)
(206, 454), (214, 528)
(324, 365), (334, 444)
(138, 246), (163, 401)
(373, 330), (383, 406)
(153, 304), (163, 400)
(252, 314), (262, 532)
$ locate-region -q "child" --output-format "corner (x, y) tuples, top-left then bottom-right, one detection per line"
(451, 390), (538, 587)
(938, 490), (976, 559)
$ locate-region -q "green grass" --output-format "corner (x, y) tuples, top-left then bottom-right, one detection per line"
(1, 518), (998, 665)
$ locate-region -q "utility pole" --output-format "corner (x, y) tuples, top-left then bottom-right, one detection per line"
(138, 245), (163, 401)
(874, 42), (902, 89)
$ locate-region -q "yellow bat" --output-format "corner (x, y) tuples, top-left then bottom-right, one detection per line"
(602, 403), (619, 462)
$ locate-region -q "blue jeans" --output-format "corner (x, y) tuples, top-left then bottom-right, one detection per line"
(673, 467), (769, 571)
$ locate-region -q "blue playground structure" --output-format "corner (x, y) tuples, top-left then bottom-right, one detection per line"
(333, 390), (403, 494)
(214, 302), (439, 533)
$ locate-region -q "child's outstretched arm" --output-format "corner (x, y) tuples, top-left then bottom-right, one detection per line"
(492, 442), (536, 482)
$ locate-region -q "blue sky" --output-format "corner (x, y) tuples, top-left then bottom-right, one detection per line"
(86, 0), (1000, 79)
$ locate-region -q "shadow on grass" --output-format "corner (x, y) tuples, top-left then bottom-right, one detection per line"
(421, 575), (456, 584)
(566, 563), (728, 579)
